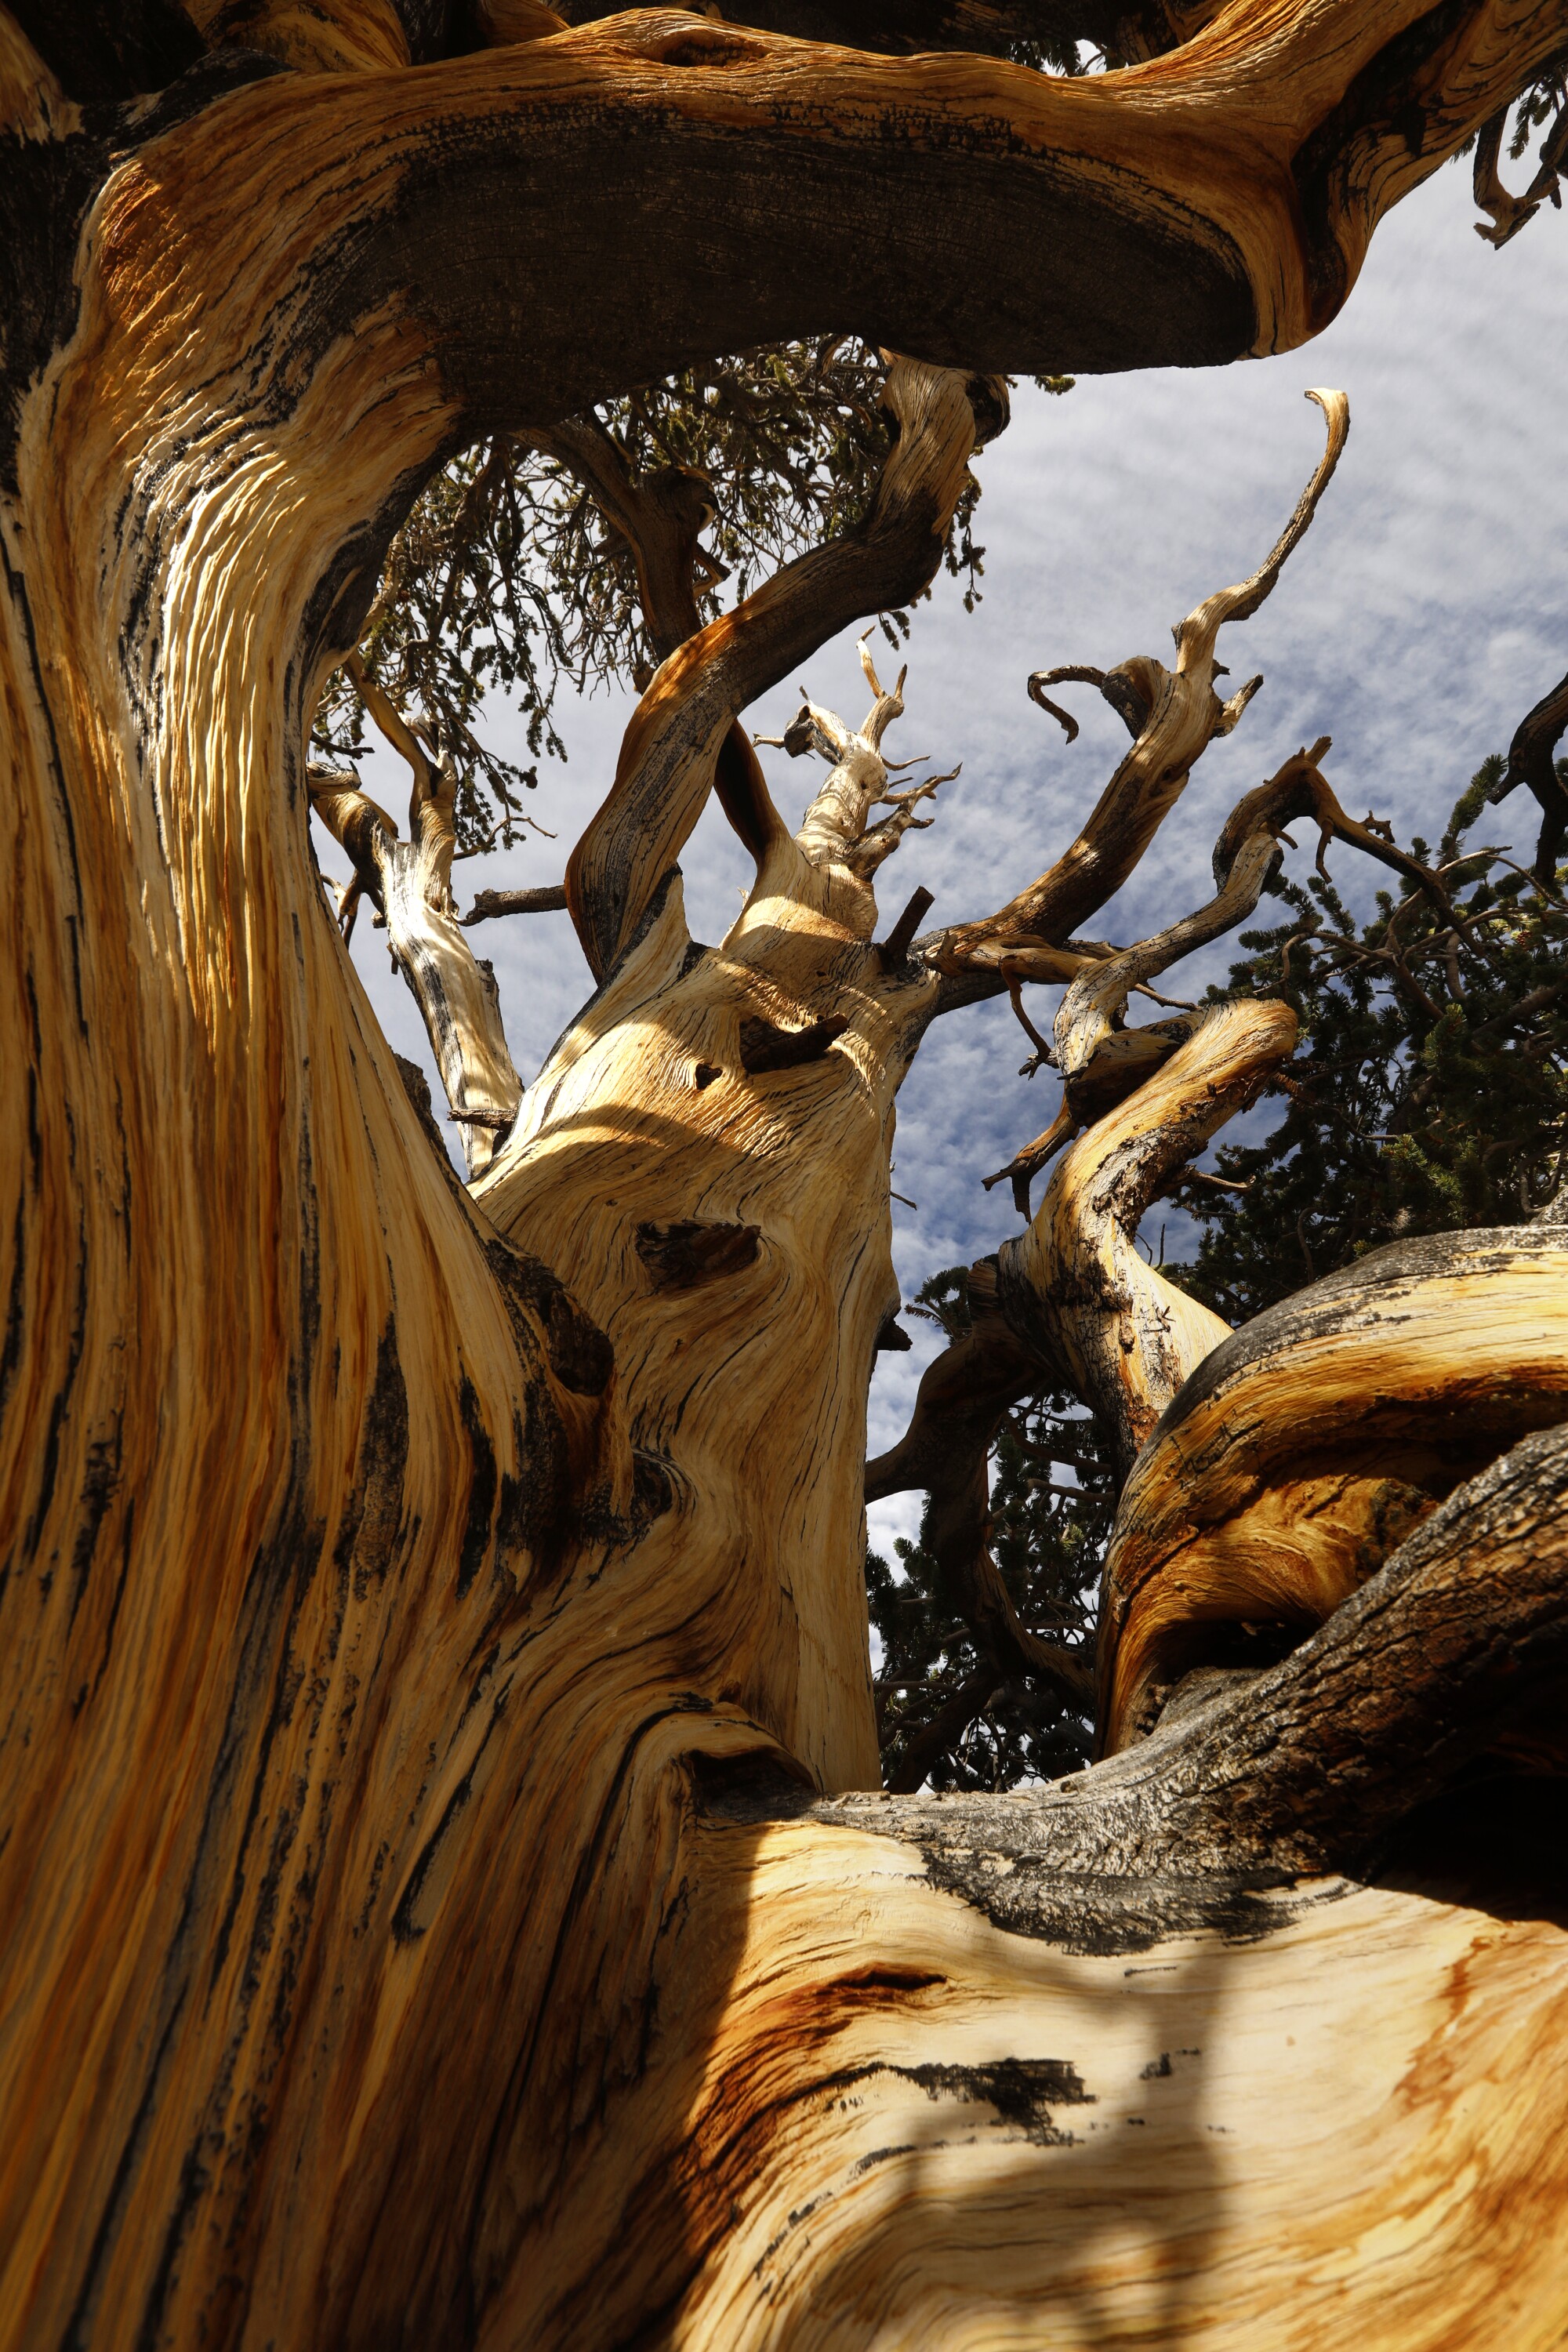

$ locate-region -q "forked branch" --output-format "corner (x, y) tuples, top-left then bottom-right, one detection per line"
(311, 660), (521, 1174)
(564, 359), (1004, 981)
(1472, 98), (1568, 246)
(761, 633), (962, 882)
(929, 390), (1348, 991)
(865, 1261), (1093, 1762)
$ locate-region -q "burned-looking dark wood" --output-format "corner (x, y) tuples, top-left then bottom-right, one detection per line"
(636, 1218), (764, 1291)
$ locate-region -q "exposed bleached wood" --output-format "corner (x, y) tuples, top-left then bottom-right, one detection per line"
(493, 1405), (1568, 2350)
(527, 410), (779, 858)
(986, 747), (1359, 1466)
(933, 390), (1347, 991)
(877, 422), (1349, 1536)
(550, 0), (1220, 62)
(1472, 98), (1568, 245)
(0, 9), (69, 134)
(12, 4), (1563, 466)
(476, 0), (571, 43)
(647, 1819), (1568, 2352)
(1004, 1000), (1295, 1478)
(564, 359), (997, 980)
(310, 662), (522, 1174)
(477, 616), (982, 1810)
(833, 1425), (1568, 1881)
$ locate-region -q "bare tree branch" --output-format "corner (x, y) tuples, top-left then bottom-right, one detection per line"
(1486, 661), (1568, 880)
(463, 884), (570, 924)
(1473, 97), (1568, 246)
(311, 666), (523, 1174)
(865, 1263), (1092, 1714)
(565, 359), (1002, 982)
(928, 391), (1348, 990)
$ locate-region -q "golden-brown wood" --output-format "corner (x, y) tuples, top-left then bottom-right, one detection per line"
(2, 9), (1566, 2346)
(181, 0), (412, 74)
(1007, 998), (1298, 1472)
(1099, 1225), (1568, 1750)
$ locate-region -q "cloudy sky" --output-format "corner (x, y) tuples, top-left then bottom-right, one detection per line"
(317, 153), (1566, 1553)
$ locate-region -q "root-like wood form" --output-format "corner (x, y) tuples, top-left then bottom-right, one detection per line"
(3, 11), (1567, 2346)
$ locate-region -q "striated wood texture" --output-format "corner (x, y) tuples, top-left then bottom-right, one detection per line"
(2, 7), (1566, 2347)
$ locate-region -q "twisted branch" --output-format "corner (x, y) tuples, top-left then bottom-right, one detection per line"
(865, 1263), (1092, 1725)
(1472, 98), (1568, 247)
(311, 660), (521, 1174)
(1098, 1220), (1568, 1752)
(815, 1422), (1568, 1909)
(929, 391), (1348, 993)
(1486, 662), (1568, 880)
(564, 359), (1003, 982)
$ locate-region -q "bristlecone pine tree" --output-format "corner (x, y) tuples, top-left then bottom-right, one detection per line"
(3, 5), (1567, 2347)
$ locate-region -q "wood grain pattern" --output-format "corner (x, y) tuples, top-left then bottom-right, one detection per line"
(1100, 1225), (1568, 1751)
(2, 8), (1565, 2344)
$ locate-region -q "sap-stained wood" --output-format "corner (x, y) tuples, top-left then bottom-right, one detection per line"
(2, 8), (1567, 2350)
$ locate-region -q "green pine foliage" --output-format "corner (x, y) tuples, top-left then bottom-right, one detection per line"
(869, 1267), (1113, 1791)
(313, 342), (1071, 857)
(1169, 760), (1568, 1323)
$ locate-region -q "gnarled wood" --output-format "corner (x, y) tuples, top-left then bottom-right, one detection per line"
(310, 666), (523, 1173)
(565, 360), (996, 980)
(930, 391), (1346, 1003)
(1098, 1222), (1568, 1751)
(1486, 659), (1568, 878)
(3, 15), (1566, 2347)
(1004, 998), (1298, 1476)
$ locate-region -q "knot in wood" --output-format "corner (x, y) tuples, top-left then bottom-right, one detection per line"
(636, 1219), (761, 1293)
(738, 1014), (848, 1076)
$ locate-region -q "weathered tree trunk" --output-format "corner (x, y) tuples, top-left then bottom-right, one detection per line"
(3, 7), (1566, 2347)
